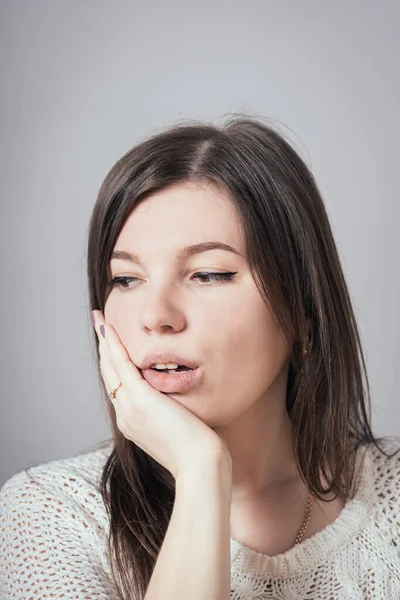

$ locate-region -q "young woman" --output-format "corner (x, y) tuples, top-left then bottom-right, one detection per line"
(1, 116), (399, 600)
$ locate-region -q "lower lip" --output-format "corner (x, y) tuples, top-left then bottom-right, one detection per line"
(140, 367), (200, 393)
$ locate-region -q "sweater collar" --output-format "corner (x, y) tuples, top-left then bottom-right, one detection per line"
(230, 443), (376, 579)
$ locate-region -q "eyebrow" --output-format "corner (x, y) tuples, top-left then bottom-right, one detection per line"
(110, 241), (242, 265)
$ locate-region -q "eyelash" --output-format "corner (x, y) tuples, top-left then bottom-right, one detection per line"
(108, 272), (237, 291)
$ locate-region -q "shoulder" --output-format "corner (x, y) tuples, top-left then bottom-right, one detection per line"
(361, 436), (400, 546)
(365, 436), (400, 496)
(0, 441), (118, 597)
(0, 440), (113, 530)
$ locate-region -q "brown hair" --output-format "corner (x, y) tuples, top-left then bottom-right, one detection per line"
(87, 115), (397, 599)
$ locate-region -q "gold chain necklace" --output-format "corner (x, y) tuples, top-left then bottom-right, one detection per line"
(294, 491), (313, 544)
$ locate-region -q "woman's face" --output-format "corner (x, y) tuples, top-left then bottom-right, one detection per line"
(104, 181), (292, 428)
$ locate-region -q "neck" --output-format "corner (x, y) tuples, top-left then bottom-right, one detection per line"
(214, 373), (301, 505)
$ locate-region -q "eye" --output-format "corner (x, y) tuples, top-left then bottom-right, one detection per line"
(108, 276), (139, 290)
(108, 271), (237, 291)
(191, 271), (237, 284)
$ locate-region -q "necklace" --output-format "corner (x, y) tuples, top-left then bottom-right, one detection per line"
(294, 491), (313, 544)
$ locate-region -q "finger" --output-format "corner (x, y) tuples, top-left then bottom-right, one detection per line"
(91, 310), (106, 342)
(100, 356), (121, 399)
(91, 311), (121, 397)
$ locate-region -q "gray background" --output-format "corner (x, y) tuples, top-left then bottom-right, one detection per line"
(1, 0), (399, 486)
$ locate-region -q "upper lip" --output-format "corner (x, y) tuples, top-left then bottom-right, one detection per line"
(138, 352), (199, 370)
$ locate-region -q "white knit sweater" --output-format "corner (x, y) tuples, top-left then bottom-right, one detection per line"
(0, 438), (399, 599)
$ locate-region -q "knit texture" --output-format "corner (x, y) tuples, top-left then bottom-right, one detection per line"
(1, 439), (399, 599)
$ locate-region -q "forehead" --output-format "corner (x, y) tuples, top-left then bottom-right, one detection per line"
(116, 182), (244, 253)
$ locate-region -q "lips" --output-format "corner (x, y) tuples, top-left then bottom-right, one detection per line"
(138, 352), (199, 371)
(140, 366), (201, 393)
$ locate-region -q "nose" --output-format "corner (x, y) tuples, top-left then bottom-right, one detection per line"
(139, 284), (187, 334)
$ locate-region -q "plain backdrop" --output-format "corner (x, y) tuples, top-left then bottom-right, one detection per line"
(1, 0), (399, 487)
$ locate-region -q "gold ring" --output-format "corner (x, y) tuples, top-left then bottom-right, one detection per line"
(109, 382), (122, 400)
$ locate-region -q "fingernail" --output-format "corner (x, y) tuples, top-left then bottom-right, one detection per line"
(90, 311), (95, 326)
(100, 324), (105, 338)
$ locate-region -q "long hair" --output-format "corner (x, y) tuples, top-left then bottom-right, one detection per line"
(87, 115), (397, 599)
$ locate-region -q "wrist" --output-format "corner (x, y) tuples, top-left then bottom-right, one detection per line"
(176, 449), (233, 496)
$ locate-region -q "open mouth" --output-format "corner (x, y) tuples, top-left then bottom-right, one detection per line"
(150, 365), (192, 373)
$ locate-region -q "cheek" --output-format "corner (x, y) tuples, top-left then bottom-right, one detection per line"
(104, 297), (134, 350)
(104, 296), (121, 328)
(207, 301), (289, 389)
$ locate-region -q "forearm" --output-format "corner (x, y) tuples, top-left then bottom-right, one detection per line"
(144, 451), (233, 600)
